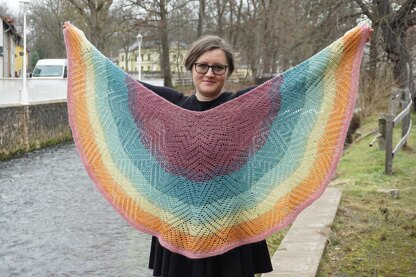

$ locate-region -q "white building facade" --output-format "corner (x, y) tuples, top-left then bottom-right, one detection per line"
(0, 17), (19, 78)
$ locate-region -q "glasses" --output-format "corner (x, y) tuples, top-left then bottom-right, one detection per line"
(194, 63), (228, 75)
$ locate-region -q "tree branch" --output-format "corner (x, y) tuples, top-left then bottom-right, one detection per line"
(404, 10), (416, 28)
(353, 0), (376, 22)
(392, 0), (416, 23)
(68, 0), (86, 17)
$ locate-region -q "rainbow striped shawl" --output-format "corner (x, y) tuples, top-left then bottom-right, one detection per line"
(64, 22), (371, 258)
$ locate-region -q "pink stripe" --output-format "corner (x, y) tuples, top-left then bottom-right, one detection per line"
(128, 78), (282, 182)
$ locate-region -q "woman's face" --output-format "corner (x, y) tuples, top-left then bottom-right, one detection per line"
(192, 49), (228, 101)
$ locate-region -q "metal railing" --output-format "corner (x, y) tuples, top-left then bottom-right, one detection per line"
(377, 88), (413, 175)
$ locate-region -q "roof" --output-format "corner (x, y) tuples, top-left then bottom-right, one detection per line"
(1, 16), (22, 44)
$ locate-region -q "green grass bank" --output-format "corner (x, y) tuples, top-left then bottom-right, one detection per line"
(265, 113), (416, 276)
(316, 113), (416, 276)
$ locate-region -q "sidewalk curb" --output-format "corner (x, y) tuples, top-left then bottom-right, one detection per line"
(263, 187), (342, 277)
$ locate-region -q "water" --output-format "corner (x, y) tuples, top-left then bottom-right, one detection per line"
(0, 143), (153, 276)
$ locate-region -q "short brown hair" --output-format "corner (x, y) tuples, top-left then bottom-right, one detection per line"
(184, 35), (235, 76)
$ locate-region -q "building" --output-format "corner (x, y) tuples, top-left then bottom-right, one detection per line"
(14, 44), (29, 77)
(117, 39), (254, 83)
(117, 40), (188, 77)
(0, 16), (21, 78)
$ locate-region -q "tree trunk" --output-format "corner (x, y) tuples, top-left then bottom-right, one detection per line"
(365, 24), (380, 109)
(197, 0), (205, 37)
(216, 0), (224, 37)
(124, 49), (129, 72)
(160, 0), (173, 88)
(353, 0), (416, 109)
(376, 0), (415, 92)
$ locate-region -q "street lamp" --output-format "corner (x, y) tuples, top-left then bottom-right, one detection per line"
(136, 33), (142, 81)
(20, 0), (31, 105)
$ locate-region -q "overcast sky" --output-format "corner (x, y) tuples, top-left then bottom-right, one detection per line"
(2, 0), (23, 14)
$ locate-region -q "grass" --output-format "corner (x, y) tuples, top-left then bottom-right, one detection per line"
(266, 226), (290, 257)
(263, 113), (416, 276)
(316, 113), (416, 276)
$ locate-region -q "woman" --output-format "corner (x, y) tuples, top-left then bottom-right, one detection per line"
(63, 22), (372, 277)
(142, 35), (273, 277)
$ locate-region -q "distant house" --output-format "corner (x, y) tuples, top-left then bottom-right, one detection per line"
(117, 40), (188, 77)
(0, 16), (21, 78)
(14, 44), (29, 77)
(117, 39), (253, 82)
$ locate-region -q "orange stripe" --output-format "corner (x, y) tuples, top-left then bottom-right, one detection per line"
(281, 29), (360, 209)
(65, 26), (162, 237)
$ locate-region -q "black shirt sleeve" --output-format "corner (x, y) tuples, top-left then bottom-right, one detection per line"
(140, 81), (187, 105)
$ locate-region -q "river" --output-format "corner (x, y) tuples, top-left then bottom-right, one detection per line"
(0, 143), (153, 276)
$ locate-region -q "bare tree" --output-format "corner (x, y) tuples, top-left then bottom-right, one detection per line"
(111, 4), (141, 72)
(214, 0), (227, 37)
(227, 0), (244, 48)
(353, 0), (416, 108)
(68, 0), (115, 53)
(197, 0), (205, 37)
(159, 0), (173, 87)
(30, 0), (71, 59)
(130, 0), (177, 87)
(0, 1), (14, 17)
(238, 0), (261, 80)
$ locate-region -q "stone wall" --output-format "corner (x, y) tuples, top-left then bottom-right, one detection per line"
(0, 102), (72, 160)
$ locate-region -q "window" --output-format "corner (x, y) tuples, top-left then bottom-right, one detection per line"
(32, 65), (64, 77)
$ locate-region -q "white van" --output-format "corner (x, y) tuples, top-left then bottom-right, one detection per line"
(32, 59), (67, 78)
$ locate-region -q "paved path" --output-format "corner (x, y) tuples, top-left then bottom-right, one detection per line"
(263, 187), (342, 277)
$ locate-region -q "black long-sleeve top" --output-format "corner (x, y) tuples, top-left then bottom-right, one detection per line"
(141, 82), (273, 277)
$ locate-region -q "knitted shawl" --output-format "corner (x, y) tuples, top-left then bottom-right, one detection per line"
(63, 22), (371, 259)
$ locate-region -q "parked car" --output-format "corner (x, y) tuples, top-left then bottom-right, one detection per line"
(32, 59), (67, 78)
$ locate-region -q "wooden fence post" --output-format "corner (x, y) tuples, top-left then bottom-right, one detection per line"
(401, 91), (411, 141)
(384, 113), (395, 175)
(389, 89), (402, 114)
(378, 115), (386, 150)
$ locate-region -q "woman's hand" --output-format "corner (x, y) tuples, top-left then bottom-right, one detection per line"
(366, 28), (374, 43)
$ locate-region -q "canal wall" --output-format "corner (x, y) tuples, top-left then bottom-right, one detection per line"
(0, 102), (72, 160)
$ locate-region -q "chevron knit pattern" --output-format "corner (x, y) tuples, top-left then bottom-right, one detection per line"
(64, 22), (371, 258)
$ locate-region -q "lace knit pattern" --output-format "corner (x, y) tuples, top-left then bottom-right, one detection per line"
(64, 23), (371, 258)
